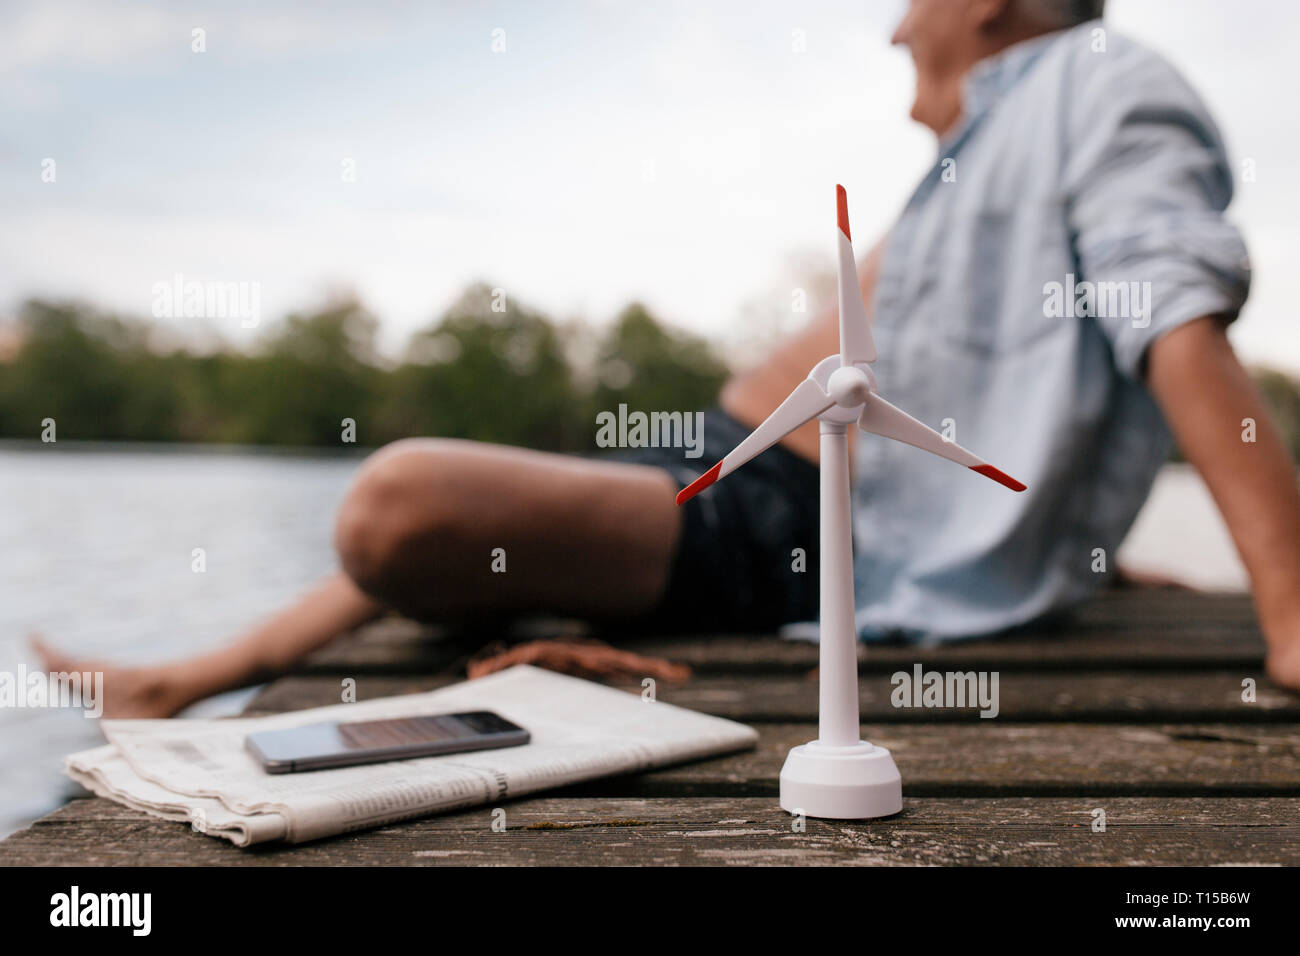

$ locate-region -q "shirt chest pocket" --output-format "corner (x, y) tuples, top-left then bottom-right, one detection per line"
(923, 203), (1077, 357)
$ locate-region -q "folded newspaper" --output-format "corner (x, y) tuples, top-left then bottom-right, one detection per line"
(65, 665), (758, 846)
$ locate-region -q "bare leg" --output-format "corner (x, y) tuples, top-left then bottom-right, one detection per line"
(35, 441), (682, 717)
(334, 438), (682, 619)
(34, 573), (382, 718)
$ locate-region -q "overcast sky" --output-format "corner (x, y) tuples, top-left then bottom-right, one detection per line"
(3, 0), (1297, 370)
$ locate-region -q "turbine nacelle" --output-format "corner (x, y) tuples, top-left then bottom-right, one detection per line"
(825, 362), (875, 409)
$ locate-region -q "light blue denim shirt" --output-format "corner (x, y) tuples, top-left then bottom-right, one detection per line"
(852, 21), (1251, 641)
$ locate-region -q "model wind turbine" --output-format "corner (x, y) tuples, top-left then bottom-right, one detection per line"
(676, 185), (1026, 819)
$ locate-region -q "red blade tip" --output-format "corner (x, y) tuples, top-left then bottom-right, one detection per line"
(675, 461), (723, 505)
(836, 184), (850, 240)
(970, 464), (1027, 492)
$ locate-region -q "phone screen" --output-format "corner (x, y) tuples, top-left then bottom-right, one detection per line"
(245, 710), (530, 773)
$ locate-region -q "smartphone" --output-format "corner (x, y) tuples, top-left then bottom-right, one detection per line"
(245, 710), (530, 773)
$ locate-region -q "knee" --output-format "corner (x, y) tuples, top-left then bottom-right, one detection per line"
(334, 439), (466, 596)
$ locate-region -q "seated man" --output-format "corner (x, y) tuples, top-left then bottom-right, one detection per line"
(38, 0), (1300, 714)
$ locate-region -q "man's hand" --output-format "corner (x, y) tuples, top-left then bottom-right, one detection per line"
(1147, 317), (1300, 691)
(720, 240), (885, 464)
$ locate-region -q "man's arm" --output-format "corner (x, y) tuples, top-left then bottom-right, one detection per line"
(720, 241), (885, 462)
(1146, 316), (1300, 689)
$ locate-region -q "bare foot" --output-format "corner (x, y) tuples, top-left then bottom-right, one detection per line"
(1266, 639), (1300, 694)
(30, 634), (194, 719)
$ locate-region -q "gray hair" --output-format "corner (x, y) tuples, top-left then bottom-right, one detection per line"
(1023, 0), (1106, 27)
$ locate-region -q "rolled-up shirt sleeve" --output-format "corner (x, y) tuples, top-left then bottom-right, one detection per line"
(1064, 53), (1251, 378)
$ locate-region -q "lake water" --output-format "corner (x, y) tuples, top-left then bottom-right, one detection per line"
(0, 445), (360, 837)
(0, 445), (1247, 838)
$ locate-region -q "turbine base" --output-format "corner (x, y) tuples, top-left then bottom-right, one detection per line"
(779, 740), (902, 820)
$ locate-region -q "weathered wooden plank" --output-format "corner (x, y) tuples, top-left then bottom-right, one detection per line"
(1068, 590), (1254, 625)
(633, 593), (1261, 673)
(602, 723), (1300, 797)
(298, 592), (1263, 676)
(245, 670), (1295, 723)
(657, 672), (1293, 723)
(626, 626), (1264, 674)
(299, 618), (461, 675)
(302, 629), (1267, 676)
(3, 796), (1295, 866)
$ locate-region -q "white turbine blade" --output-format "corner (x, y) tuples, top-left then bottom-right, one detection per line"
(836, 184), (876, 365)
(677, 378), (833, 504)
(858, 393), (1027, 491)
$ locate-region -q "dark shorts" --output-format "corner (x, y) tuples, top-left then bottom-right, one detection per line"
(603, 408), (820, 632)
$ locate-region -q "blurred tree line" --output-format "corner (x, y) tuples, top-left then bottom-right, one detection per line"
(0, 284), (730, 450)
(3, 285), (1300, 462)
